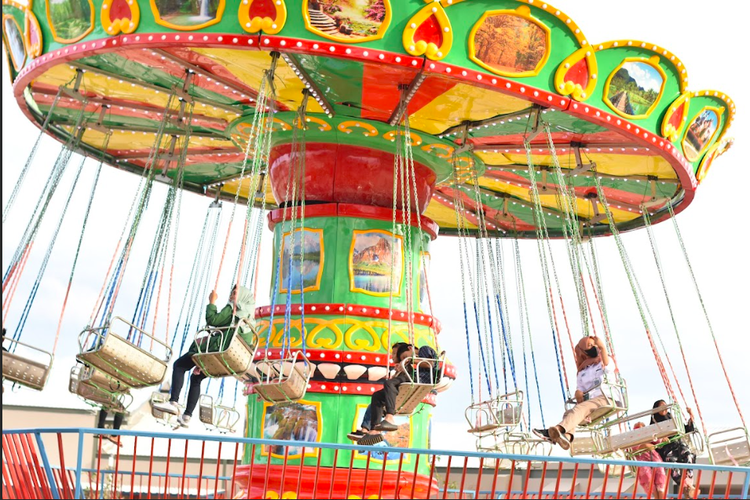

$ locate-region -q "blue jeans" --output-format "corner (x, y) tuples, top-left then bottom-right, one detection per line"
(361, 405), (372, 430)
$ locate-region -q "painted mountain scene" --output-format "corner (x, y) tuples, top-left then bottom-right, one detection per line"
(350, 231), (402, 294)
(280, 229), (323, 292)
(607, 61), (663, 116)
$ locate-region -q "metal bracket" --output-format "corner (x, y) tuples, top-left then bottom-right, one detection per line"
(60, 69), (86, 102)
(280, 52), (334, 117)
(388, 72), (426, 126)
(586, 192), (607, 225)
(86, 105), (111, 134)
(524, 105), (543, 143)
(455, 123), (473, 154)
(571, 142), (596, 175)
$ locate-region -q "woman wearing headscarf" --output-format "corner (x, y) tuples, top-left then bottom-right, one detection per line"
(153, 285), (255, 427)
(533, 335), (614, 450)
(650, 400), (699, 498)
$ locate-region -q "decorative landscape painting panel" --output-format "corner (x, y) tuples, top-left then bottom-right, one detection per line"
(306, 0), (388, 41)
(349, 230), (403, 296)
(261, 401), (320, 458)
(606, 61), (663, 117)
(280, 228), (324, 294)
(471, 12), (548, 75)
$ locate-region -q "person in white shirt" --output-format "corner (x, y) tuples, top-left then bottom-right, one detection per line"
(533, 335), (613, 450)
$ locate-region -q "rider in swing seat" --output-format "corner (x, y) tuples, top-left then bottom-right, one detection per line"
(153, 285), (255, 427)
(533, 335), (613, 450)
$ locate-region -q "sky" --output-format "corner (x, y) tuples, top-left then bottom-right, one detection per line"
(2, 0), (749, 457)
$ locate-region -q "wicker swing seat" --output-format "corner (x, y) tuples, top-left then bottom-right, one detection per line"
(394, 354), (445, 416)
(191, 320), (258, 378)
(2, 337), (53, 391)
(77, 316), (171, 389)
(466, 391), (525, 434)
(69, 365), (132, 412)
(254, 351), (311, 403)
(708, 427), (750, 466)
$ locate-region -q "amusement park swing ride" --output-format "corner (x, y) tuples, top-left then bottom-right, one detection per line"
(1, 0), (748, 497)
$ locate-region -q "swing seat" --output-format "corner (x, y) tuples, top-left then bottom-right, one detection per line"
(150, 391), (183, 424)
(1, 337), (53, 391)
(254, 351), (311, 403)
(477, 431), (553, 470)
(611, 419), (680, 453)
(394, 354), (446, 416)
(198, 395), (241, 433)
(570, 429), (612, 456)
(77, 316), (171, 389)
(69, 365), (132, 412)
(567, 373), (628, 428)
(191, 321), (258, 379)
(214, 405), (241, 434)
(79, 364), (129, 393)
(708, 427), (750, 466)
(466, 391), (524, 434)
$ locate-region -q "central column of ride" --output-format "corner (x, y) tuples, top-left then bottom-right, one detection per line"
(233, 113), (457, 498)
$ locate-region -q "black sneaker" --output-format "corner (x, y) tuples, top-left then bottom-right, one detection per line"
(358, 433), (384, 446)
(532, 428), (551, 441)
(347, 430), (366, 441)
(374, 420), (399, 432)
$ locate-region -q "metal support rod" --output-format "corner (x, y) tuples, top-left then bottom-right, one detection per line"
(388, 71), (425, 126)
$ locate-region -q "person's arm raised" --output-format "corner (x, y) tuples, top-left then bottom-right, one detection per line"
(595, 336), (610, 367)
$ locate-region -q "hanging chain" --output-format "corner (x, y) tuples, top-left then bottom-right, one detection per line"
(643, 208), (708, 437)
(592, 171), (676, 401)
(667, 201), (746, 428)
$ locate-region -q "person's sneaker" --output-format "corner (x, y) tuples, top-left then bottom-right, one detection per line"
(374, 420), (399, 432)
(358, 433), (384, 446)
(176, 414), (191, 428)
(153, 401), (180, 415)
(532, 428), (550, 441)
(548, 426), (570, 451)
(347, 430), (366, 441)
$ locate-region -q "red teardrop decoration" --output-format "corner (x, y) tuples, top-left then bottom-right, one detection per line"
(564, 57), (588, 88)
(249, 0), (276, 19)
(414, 14), (442, 48)
(28, 23), (39, 46)
(668, 101), (686, 130)
(110, 0), (131, 21)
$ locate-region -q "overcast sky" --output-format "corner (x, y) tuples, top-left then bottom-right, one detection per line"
(2, 0), (748, 455)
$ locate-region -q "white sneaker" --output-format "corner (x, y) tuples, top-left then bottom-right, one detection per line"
(176, 414), (191, 427)
(153, 401), (180, 415)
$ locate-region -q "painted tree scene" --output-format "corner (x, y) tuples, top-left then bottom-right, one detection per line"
(48, 0), (92, 40)
(280, 229), (323, 293)
(3, 17), (25, 68)
(262, 402), (319, 457)
(607, 61), (663, 116)
(350, 231), (402, 294)
(472, 14), (547, 74)
(153, 0), (222, 27)
(307, 0), (387, 40)
(684, 109), (719, 161)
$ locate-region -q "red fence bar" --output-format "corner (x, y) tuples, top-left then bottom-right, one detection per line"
(585, 463), (594, 498)
(708, 470), (718, 498)
(615, 462), (625, 498)
(4, 435), (30, 499)
(328, 449), (339, 500)
(427, 454), (437, 500)
(230, 442), (239, 499)
(396, 452), (405, 498)
(55, 433), (72, 500)
(164, 438), (172, 498)
(537, 461), (547, 499)
(568, 462), (579, 499)
(279, 446), (290, 498)
(146, 437), (155, 500)
(599, 464), (610, 500)
(441, 455), (452, 500)
(344, 449), (354, 500)
(677, 467), (687, 499)
(695, 470), (703, 500)
(311, 446), (320, 499)
(181, 439), (189, 500)
(361, 451), (372, 500)
(378, 452), (388, 500)
(21, 433), (51, 499)
(94, 436), (102, 500)
(213, 442), (222, 500)
(296, 446), (306, 499)
(245, 444), (256, 500)
(725, 472), (734, 500)
(631, 466), (639, 499)
(522, 461), (532, 498)
(196, 440), (206, 499)
(552, 460), (562, 499)
(410, 452), (421, 499)
(646, 463), (657, 499)
(113, 435), (122, 499)
(506, 460), (516, 500)
(130, 436), (138, 500)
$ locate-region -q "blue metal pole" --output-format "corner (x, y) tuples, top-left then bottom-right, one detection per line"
(34, 432), (61, 500)
(741, 470), (750, 499)
(74, 429), (84, 499)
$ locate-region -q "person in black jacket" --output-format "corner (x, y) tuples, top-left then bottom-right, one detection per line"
(650, 400), (699, 499)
